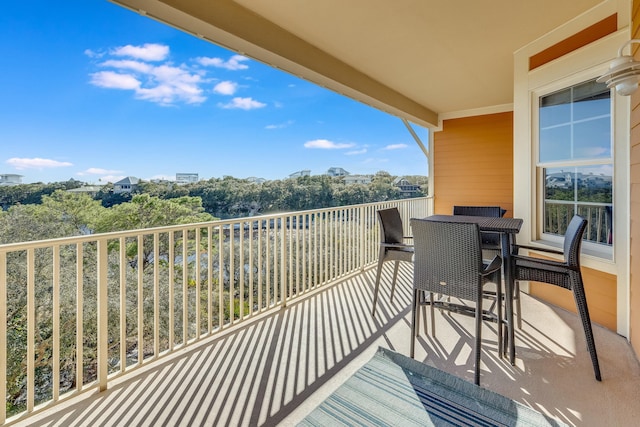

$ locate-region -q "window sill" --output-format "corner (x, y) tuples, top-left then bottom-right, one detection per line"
(529, 239), (614, 262)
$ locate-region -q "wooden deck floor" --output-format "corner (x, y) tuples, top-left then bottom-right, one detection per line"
(13, 264), (640, 427)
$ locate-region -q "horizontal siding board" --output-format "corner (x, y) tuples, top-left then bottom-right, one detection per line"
(433, 112), (513, 216)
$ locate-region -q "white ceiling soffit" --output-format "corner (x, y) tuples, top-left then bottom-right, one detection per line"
(111, 0), (603, 128)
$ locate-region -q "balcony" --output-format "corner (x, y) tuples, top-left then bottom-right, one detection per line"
(1, 198), (638, 426)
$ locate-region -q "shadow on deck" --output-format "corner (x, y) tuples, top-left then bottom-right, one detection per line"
(15, 265), (640, 427)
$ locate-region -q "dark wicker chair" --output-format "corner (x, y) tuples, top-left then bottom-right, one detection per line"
(452, 205), (506, 251)
(371, 208), (414, 316)
(453, 205), (520, 328)
(410, 218), (502, 385)
(512, 215), (601, 381)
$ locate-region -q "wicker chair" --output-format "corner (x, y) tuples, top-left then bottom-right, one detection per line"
(512, 215), (601, 381)
(453, 205), (520, 328)
(371, 208), (414, 316)
(410, 218), (502, 385)
(452, 205), (506, 252)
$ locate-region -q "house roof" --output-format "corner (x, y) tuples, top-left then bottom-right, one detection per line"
(111, 0), (606, 128)
(114, 176), (140, 185)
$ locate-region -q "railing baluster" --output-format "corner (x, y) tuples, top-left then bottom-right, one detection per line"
(218, 226), (224, 329)
(257, 222), (263, 312)
(154, 233), (160, 357)
(208, 226), (213, 333)
(230, 225), (236, 324)
(196, 228), (202, 334)
(302, 214), (307, 293)
(182, 232), (188, 343)
(97, 239), (108, 391)
(76, 243), (83, 391)
(169, 232), (175, 349)
(52, 246), (60, 401)
(289, 215), (294, 297)
(266, 220), (271, 307)
(137, 235), (144, 364)
(0, 252), (6, 424)
(26, 249), (35, 413)
(239, 222), (245, 320)
(281, 215), (287, 307)
(120, 237), (126, 372)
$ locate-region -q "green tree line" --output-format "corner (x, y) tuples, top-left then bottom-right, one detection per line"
(0, 171), (427, 221)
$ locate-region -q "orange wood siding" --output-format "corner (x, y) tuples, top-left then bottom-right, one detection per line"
(433, 112), (513, 216)
(529, 15), (617, 70)
(630, 0), (640, 359)
(530, 262), (617, 331)
(434, 110), (618, 332)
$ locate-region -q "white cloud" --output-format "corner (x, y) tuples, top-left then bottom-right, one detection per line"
(6, 158), (73, 170)
(100, 59), (153, 73)
(90, 63), (205, 105)
(90, 71), (141, 90)
(111, 43), (169, 61)
(383, 143), (408, 150)
(213, 81), (238, 95)
(196, 54), (249, 70)
(84, 49), (104, 59)
(265, 120), (294, 130)
(138, 64), (206, 105)
(88, 46), (253, 106)
(218, 97), (266, 110)
(304, 139), (355, 149)
(77, 167), (123, 176)
(345, 149), (367, 155)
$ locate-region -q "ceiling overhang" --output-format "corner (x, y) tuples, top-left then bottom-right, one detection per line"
(111, 0), (606, 129)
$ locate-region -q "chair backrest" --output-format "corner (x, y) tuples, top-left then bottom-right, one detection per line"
(453, 206), (505, 218)
(453, 206), (505, 246)
(564, 215), (588, 268)
(377, 208), (405, 244)
(410, 218), (483, 302)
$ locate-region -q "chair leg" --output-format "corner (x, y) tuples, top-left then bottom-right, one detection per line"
(411, 289), (419, 358)
(571, 275), (602, 381)
(495, 271), (503, 358)
(390, 261), (400, 302)
(371, 249), (386, 316)
(429, 292), (436, 336)
(515, 281), (522, 329)
(420, 292), (428, 336)
(474, 302), (482, 386)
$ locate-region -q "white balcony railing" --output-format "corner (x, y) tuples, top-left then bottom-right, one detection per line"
(0, 197), (431, 424)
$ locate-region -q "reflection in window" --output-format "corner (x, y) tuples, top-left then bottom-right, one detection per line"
(539, 80), (612, 246)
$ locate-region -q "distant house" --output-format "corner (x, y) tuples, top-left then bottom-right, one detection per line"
(0, 174), (23, 186)
(393, 177), (421, 197)
(176, 173), (199, 185)
(113, 176), (140, 194)
(326, 167), (349, 177)
(247, 177), (267, 184)
(343, 175), (372, 185)
(289, 170), (311, 179)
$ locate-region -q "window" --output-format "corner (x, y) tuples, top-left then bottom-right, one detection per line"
(538, 79), (613, 248)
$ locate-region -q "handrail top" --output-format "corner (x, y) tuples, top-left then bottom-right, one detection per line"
(0, 197), (432, 251)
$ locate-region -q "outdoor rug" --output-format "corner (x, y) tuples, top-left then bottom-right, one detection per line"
(298, 347), (567, 427)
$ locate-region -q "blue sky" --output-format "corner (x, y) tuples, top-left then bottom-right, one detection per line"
(1, 1), (429, 184)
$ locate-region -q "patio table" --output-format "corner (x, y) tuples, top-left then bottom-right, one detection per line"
(422, 215), (523, 364)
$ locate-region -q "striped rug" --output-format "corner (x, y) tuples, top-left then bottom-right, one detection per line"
(299, 348), (567, 427)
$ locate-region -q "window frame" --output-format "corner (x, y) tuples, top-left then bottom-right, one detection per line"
(531, 71), (617, 260)
(534, 79), (614, 255)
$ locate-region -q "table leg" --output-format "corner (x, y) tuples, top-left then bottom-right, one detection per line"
(501, 232), (516, 365)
